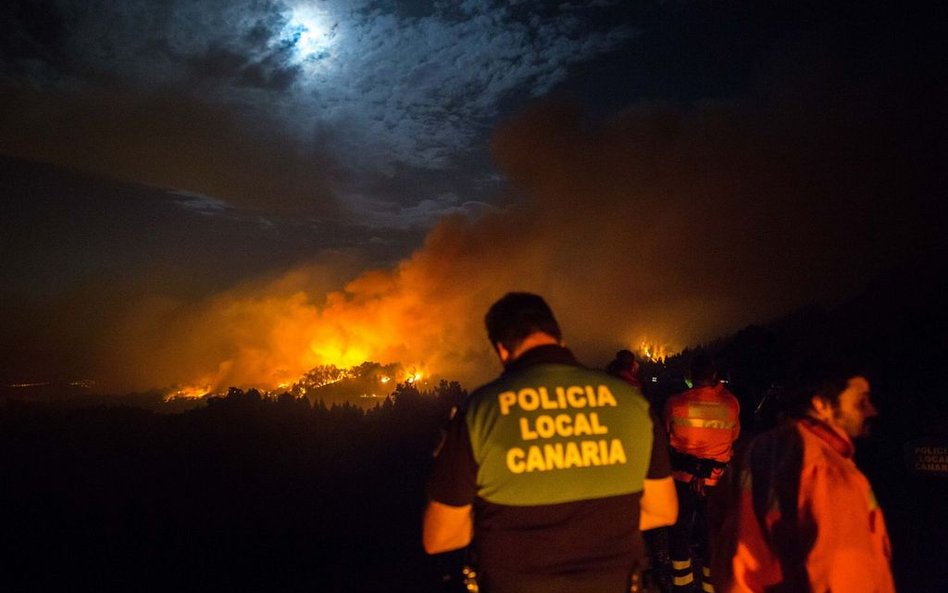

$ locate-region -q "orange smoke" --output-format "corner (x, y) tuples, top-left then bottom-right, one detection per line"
(88, 107), (727, 393)
(105, 197), (683, 395)
(96, 94), (917, 395)
(98, 215), (532, 394)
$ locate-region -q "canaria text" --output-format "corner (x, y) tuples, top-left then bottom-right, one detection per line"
(507, 439), (627, 473)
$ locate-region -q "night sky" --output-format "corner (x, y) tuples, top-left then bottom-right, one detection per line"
(1, 0), (945, 393)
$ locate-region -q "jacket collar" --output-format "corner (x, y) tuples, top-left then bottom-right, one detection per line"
(799, 416), (855, 459)
(501, 344), (580, 376)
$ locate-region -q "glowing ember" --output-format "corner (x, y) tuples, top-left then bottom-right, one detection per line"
(166, 385), (211, 401)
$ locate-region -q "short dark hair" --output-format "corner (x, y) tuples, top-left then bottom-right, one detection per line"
(485, 293), (562, 352)
(615, 350), (636, 366)
(606, 350), (636, 376)
(782, 361), (862, 418)
(690, 352), (717, 384)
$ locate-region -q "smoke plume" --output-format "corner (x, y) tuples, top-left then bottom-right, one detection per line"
(89, 81), (941, 393)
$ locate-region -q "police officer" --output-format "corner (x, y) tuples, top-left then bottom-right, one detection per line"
(423, 292), (678, 593)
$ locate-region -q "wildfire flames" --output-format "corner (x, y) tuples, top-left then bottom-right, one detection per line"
(155, 262), (679, 399)
(638, 340), (673, 363)
(168, 385), (212, 400)
(98, 104), (830, 396)
(166, 362), (428, 402)
(111, 192), (690, 398)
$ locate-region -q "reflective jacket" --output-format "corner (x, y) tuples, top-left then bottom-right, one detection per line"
(664, 382), (740, 485)
(727, 418), (895, 593)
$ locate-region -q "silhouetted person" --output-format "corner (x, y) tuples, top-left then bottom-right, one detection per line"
(423, 292), (678, 593)
(713, 366), (894, 593)
(607, 349), (643, 388)
(608, 348), (671, 591)
(664, 354), (740, 592)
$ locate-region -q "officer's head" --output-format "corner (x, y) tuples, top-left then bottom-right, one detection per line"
(485, 293), (562, 364)
(690, 352), (718, 386)
(615, 349), (636, 367)
(784, 362), (878, 439)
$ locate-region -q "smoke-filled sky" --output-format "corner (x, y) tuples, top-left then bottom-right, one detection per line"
(1, 0), (945, 393)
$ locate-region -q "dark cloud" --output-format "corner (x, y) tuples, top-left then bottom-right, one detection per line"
(0, 87), (340, 214)
(237, 57), (301, 91)
(0, 1), (70, 83)
(1, 0), (638, 222)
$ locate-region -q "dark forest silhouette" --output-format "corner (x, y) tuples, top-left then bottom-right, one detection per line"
(2, 258), (946, 592)
(1, 380), (465, 592)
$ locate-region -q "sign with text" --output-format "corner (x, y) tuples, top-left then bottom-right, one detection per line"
(904, 437), (948, 477)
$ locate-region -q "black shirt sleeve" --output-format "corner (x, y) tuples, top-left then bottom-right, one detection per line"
(425, 409), (478, 506)
(646, 408), (673, 479)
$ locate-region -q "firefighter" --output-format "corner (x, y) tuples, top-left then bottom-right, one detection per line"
(714, 367), (894, 593)
(663, 354), (740, 592)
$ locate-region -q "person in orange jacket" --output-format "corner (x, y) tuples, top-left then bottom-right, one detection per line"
(664, 354), (741, 592)
(714, 367), (895, 593)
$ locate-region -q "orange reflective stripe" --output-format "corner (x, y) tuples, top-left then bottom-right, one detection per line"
(673, 574), (694, 586)
(671, 417), (737, 429)
(685, 401), (734, 420)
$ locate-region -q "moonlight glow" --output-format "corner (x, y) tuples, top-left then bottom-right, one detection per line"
(281, 3), (337, 68)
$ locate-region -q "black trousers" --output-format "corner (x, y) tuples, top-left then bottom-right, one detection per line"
(480, 569), (632, 593)
(669, 479), (711, 564)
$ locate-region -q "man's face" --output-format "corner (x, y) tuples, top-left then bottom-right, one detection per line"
(831, 376), (878, 439)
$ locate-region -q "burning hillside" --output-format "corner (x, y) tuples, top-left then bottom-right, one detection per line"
(165, 361), (429, 408)
(73, 95), (929, 396)
(288, 361), (427, 407)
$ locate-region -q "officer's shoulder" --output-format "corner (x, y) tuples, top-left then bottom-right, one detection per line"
(464, 376), (510, 411)
(593, 371), (651, 405)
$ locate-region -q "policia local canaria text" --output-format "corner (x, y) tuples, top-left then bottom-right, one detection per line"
(497, 384), (629, 474)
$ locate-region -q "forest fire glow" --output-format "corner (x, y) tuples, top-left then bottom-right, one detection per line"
(166, 385), (211, 401)
(132, 214), (690, 398)
(307, 340), (370, 371)
(638, 340), (674, 363)
(102, 103), (808, 396)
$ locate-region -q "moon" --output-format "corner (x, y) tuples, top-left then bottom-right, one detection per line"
(281, 2), (338, 68)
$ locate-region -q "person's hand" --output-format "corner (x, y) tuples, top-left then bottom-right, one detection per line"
(690, 477), (706, 497)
